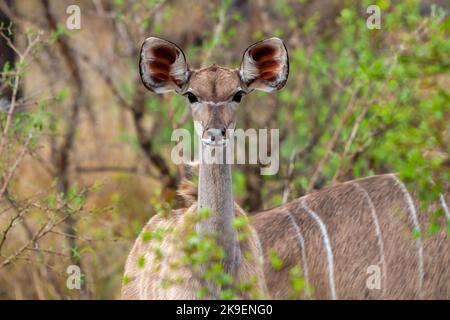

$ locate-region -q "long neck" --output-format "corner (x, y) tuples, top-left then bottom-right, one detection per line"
(197, 148), (239, 274)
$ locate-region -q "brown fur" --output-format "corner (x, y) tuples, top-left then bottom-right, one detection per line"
(189, 66), (241, 102)
(125, 172), (450, 299)
(253, 174), (450, 299)
(121, 202), (268, 299)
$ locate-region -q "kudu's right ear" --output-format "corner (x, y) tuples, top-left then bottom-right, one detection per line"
(139, 37), (189, 93)
(239, 37), (289, 92)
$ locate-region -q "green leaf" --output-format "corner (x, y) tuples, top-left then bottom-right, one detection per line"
(269, 249), (283, 271)
(412, 228), (422, 239)
(137, 255), (146, 269)
(142, 231), (152, 242)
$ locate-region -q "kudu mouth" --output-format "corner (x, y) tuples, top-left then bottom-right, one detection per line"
(201, 138), (228, 147)
(201, 127), (234, 147)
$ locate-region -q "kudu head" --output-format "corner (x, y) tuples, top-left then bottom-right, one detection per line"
(139, 37), (289, 146)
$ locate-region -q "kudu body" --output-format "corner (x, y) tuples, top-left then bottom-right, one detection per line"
(254, 174), (450, 299)
(122, 37), (450, 299)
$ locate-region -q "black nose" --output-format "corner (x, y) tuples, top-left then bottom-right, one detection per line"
(206, 128), (226, 142)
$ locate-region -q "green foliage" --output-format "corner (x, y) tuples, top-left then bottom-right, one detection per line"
(269, 249), (283, 271)
(137, 255), (146, 268)
(139, 208), (265, 299)
(289, 266), (312, 299)
(50, 24), (69, 42)
(264, 0), (449, 220)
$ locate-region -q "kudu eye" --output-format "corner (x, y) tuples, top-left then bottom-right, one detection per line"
(185, 92), (198, 104)
(232, 90), (245, 103)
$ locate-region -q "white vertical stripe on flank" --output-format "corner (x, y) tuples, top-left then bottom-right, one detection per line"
(353, 182), (387, 293)
(285, 212), (311, 298)
(250, 227), (270, 296)
(252, 227), (265, 267)
(440, 194), (450, 221)
(157, 248), (169, 296)
(156, 219), (176, 299)
(300, 201), (337, 300)
(391, 174), (424, 292)
(138, 251), (147, 299)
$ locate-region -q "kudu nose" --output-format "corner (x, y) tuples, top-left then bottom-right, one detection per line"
(206, 128), (226, 142)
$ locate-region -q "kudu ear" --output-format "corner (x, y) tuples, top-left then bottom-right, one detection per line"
(139, 37), (189, 93)
(239, 37), (289, 92)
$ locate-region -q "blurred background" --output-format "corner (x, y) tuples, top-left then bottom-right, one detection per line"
(0, 0), (448, 299)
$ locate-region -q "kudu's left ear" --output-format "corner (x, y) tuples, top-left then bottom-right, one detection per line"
(239, 37), (289, 92)
(139, 37), (189, 93)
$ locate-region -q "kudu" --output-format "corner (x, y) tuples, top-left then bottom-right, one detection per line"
(122, 37), (450, 299)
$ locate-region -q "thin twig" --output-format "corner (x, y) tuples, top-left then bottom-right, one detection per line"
(307, 85), (362, 191)
(332, 102), (370, 183)
(0, 130), (34, 197)
(282, 148), (297, 204)
(0, 31), (41, 158)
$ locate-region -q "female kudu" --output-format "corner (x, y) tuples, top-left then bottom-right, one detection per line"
(122, 37), (450, 299)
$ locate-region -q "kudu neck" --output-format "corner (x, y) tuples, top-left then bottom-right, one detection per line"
(197, 146), (239, 274)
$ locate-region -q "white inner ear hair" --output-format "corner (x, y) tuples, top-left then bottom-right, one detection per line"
(170, 51), (189, 84)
